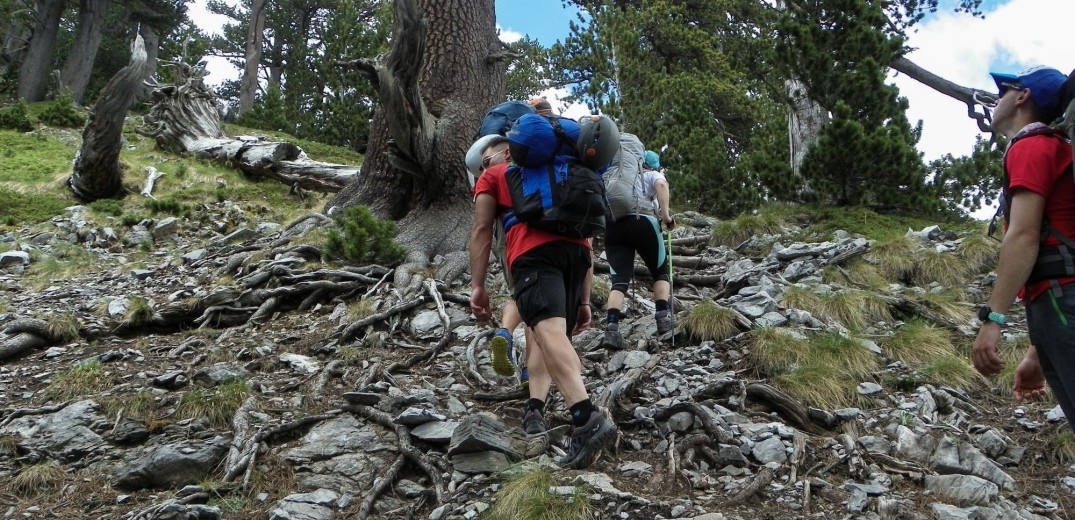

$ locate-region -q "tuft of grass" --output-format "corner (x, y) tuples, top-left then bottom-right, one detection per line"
(337, 345), (369, 366)
(0, 130), (73, 184)
(45, 313), (80, 342)
(913, 249), (972, 288)
(911, 290), (974, 323)
(8, 461), (65, 497)
(176, 379), (251, 429)
(486, 466), (594, 520)
(773, 361), (865, 410)
(0, 434), (19, 456)
(914, 354), (984, 390)
(680, 301), (739, 341)
(843, 259), (891, 290)
(784, 286), (892, 330)
(25, 241), (100, 287)
(589, 279), (610, 309)
(121, 296), (154, 328)
(1050, 427), (1075, 464)
(105, 388), (159, 421)
(956, 234), (999, 274)
(710, 213), (782, 248)
(41, 359), (109, 402)
(867, 236), (917, 281)
(881, 319), (954, 366)
(346, 299), (376, 320)
(809, 331), (879, 376)
(747, 327), (810, 373)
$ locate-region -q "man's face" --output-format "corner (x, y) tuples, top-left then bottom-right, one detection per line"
(480, 145), (510, 173)
(992, 82), (1024, 132)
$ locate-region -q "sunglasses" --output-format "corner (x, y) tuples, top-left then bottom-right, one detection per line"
(481, 149), (508, 169)
(998, 81), (1024, 96)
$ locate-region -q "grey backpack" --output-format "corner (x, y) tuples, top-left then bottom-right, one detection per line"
(604, 133), (654, 220)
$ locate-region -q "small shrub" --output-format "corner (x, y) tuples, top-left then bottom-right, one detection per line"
(176, 379), (251, 429)
(486, 466), (594, 520)
(122, 296), (154, 328)
(9, 461), (64, 497)
(45, 313), (80, 342)
(37, 91), (86, 128)
(680, 301), (739, 341)
(323, 205), (406, 266)
(145, 197), (192, 218)
(121, 214), (144, 227)
(0, 100), (36, 132)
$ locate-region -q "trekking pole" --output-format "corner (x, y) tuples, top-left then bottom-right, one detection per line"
(667, 226), (674, 348)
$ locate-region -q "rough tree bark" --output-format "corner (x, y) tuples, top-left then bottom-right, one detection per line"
(67, 33), (152, 201)
(786, 78), (827, 177)
(327, 0), (509, 287)
(238, 0), (267, 116)
(138, 23), (160, 100)
(890, 56), (996, 132)
(59, 0), (109, 104)
(2, 2), (32, 68)
(15, 0), (65, 102)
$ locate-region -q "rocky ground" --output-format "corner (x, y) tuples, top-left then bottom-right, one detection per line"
(1, 201), (1074, 520)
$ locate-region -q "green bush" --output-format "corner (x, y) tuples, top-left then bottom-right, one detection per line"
(145, 197), (192, 218)
(38, 91), (86, 128)
(0, 100), (36, 132)
(324, 205), (406, 266)
(88, 199), (126, 217)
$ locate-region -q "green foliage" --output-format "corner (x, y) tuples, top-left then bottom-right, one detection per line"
(89, 199), (127, 217)
(777, 0), (935, 213)
(553, 0), (784, 217)
(0, 188), (71, 227)
(925, 135), (1004, 215)
(236, 82), (292, 134)
(324, 206), (406, 266)
(710, 213), (782, 248)
(145, 197), (193, 218)
(0, 130), (76, 184)
(0, 100), (36, 131)
(37, 91), (86, 128)
(486, 466), (594, 520)
(504, 36), (554, 102)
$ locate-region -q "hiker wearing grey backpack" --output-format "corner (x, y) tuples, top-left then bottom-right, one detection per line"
(600, 137), (676, 350)
(971, 66), (1075, 432)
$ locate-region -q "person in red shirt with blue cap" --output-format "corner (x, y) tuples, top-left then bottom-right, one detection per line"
(972, 65), (1075, 432)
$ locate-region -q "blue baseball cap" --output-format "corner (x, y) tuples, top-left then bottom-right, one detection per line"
(989, 66), (1066, 116)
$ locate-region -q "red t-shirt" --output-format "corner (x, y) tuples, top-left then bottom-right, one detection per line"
(1006, 133), (1075, 301)
(472, 163), (589, 269)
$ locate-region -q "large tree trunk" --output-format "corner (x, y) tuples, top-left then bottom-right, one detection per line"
(138, 23), (160, 100)
(890, 56), (996, 132)
(15, 0), (65, 102)
(67, 34), (151, 201)
(238, 0), (267, 116)
(2, 2), (32, 68)
(786, 77), (826, 178)
(59, 0), (110, 104)
(325, 0), (508, 280)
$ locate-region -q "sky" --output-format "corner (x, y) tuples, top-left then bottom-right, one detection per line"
(188, 0), (1075, 176)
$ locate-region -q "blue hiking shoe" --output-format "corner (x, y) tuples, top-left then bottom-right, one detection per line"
(519, 366), (529, 385)
(491, 328), (515, 377)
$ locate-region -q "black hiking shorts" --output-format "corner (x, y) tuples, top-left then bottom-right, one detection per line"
(511, 241), (591, 332)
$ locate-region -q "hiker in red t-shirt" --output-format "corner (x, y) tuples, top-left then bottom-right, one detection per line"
(973, 66), (1075, 431)
(469, 133), (617, 469)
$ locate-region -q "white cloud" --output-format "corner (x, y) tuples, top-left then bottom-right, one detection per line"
(893, 0), (1075, 163)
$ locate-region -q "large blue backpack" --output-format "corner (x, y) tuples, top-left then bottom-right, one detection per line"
(503, 114), (607, 238)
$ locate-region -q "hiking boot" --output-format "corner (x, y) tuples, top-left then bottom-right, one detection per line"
(522, 408), (547, 435)
(655, 310), (673, 335)
(519, 367), (530, 387)
(558, 410), (617, 470)
(601, 323), (627, 350)
(491, 328), (515, 377)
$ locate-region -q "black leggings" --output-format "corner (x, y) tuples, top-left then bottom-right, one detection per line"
(604, 214), (669, 293)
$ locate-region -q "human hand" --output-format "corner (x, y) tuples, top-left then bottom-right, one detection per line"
(662, 214), (676, 230)
(573, 302), (592, 335)
(1013, 352), (1047, 401)
(971, 324), (1004, 376)
(470, 286), (491, 321)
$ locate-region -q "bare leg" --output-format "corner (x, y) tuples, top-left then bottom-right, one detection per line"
(530, 317), (588, 406)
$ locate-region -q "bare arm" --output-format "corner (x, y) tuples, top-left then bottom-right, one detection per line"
(469, 193), (496, 319)
(654, 177), (674, 228)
